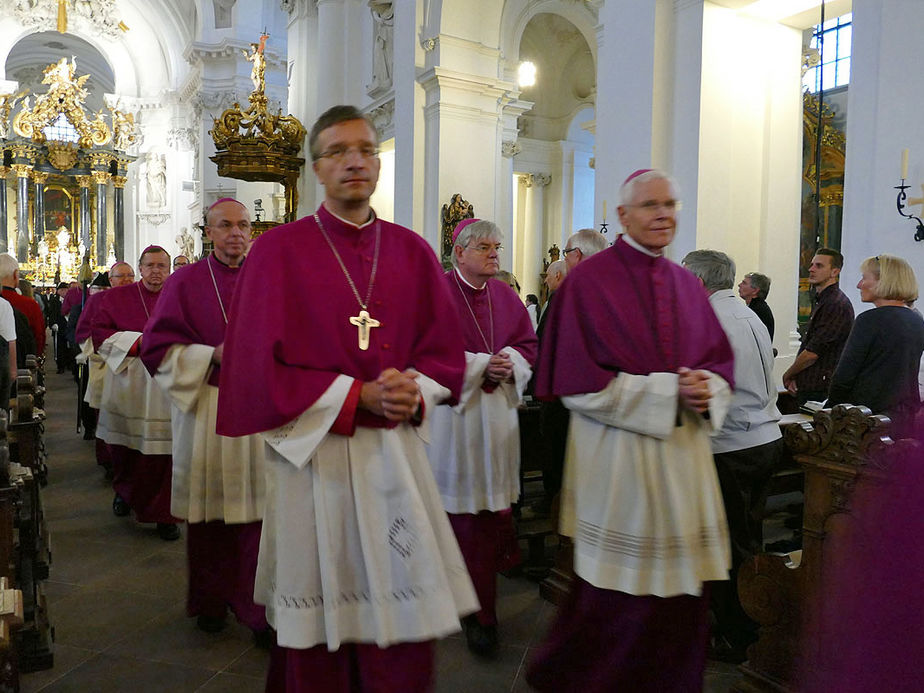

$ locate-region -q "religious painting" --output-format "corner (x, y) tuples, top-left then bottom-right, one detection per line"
(43, 186), (74, 236)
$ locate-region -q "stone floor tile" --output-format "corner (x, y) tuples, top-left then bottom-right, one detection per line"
(194, 672), (265, 693)
(35, 653), (214, 693)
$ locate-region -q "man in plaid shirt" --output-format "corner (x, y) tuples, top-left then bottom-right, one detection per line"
(782, 248), (854, 404)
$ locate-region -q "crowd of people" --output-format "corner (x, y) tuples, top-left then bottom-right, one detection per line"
(3, 104), (921, 692)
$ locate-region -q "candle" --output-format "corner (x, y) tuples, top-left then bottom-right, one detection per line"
(603, 200), (607, 220)
(901, 148), (909, 180)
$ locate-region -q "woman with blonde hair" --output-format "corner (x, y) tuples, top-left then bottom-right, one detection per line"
(827, 253), (924, 436)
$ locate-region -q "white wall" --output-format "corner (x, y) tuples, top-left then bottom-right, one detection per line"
(695, 3), (803, 359)
(841, 0), (924, 316)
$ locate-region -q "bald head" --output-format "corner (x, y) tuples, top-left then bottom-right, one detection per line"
(545, 259), (567, 292)
(109, 262), (135, 287)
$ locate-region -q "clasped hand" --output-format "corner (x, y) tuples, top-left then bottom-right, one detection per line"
(485, 352), (513, 383)
(677, 367), (711, 414)
(360, 368), (421, 422)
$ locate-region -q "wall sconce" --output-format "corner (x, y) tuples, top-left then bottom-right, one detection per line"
(254, 198), (264, 222)
(895, 149), (924, 242)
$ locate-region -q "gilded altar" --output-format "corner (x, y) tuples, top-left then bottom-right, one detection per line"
(0, 57), (137, 283)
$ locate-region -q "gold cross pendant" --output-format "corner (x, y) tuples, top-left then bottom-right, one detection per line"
(349, 309), (381, 351)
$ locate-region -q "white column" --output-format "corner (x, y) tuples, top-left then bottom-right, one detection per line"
(315, 0), (348, 110)
(286, 0), (320, 217)
(392, 0), (426, 232)
(523, 173), (551, 298)
(668, 0), (705, 261)
(594, 0), (658, 226)
(842, 0), (924, 313)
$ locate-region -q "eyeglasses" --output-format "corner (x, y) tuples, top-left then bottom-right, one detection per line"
(316, 145), (379, 162)
(629, 199), (681, 213)
(465, 243), (503, 254)
(562, 247), (580, 255)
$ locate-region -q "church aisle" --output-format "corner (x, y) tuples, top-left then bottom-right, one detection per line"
(21, 367), (741, 692)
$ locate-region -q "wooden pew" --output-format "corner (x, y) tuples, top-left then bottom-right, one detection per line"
(0, 399), (53, 674)
(732, 404), (914, 692)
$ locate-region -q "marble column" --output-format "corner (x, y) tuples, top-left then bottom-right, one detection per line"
(112, 175), (126, 262)
(93, 171), (110, 267)
(0, 167), (8, 254)
(12, 164), (32, 263)
(523, 173), (551, 298)
(76, 175), (92, 261)
(32, 170), (48, 257)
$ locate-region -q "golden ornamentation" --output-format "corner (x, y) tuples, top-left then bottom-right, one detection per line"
(11, 164), (32, 179)
(10, 144), (36, 162)
(209, 34), (306, 225)
(0, 90), (26, 139)
(111, 175), (127, 189)
(91, 171), (110, 186)
(0, 167), (8, 179)
(439, 193), (474, 266)
(31, 171), (49, 185)
(89, 151), (110, 165)
(75, 175), (93, 189)
(46, 141), (80, 171)
(13, 58), (112, 148)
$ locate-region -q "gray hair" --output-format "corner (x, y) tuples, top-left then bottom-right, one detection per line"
(451, 220), (504, 268)
(682, 249), (736, 291)
(0, 253), (18, 282)
(566, 228), (607, 257)
(745, 272), (771, 298)
(546, 259), (567, 279)
(618, 169), (679, 206)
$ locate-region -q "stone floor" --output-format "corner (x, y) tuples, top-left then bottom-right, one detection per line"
(20, 367), (743, 692)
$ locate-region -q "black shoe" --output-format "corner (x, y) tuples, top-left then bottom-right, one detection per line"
(462, 615), (498, 658)
(196, 614), (227, 633)
(157, 523), (181, 541)
(82, 428), (96, 441)
(112, 494), (130, 517)
(253, 627), (276, 650)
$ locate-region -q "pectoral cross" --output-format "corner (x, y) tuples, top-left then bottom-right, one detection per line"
(349, 309), (380, 351)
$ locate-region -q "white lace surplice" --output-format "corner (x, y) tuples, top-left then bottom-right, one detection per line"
(154, 343), (265, 524)
(427, 347), (532, 513)
(560, 371), (732, 598)
(257, 373), (479, 651)
(96, 331), (172, 455)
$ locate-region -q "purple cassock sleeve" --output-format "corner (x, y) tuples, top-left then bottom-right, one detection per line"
(74, 292), (104, 345)
(534, 237), (735, 399)
(89, 282), (160, 352)
(140, 260), (235, 381)
(216, 208), (466, 438)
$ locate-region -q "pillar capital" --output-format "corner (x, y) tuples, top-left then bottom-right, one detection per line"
(111, 175), (127, 189)
(75, 175), (93, 189)
(92, 171), (111, 186)
(31, 170), (49, 185)
(526, 173), (551, 188)
(10, 164), (32, 179)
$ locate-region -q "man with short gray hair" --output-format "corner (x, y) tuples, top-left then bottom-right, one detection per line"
(562, 228), (607, 271)
(428, 217), (537, 657)
(684, 249), (782, 662)
(737, 271), (774, 339)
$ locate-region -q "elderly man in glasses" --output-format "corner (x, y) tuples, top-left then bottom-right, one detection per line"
(216, 105), (476, 692)
(427, 218), (537, 658)
(528, 169), (735, 691)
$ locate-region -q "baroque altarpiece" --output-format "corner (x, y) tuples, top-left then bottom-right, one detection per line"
(0, 57), (137, 283)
